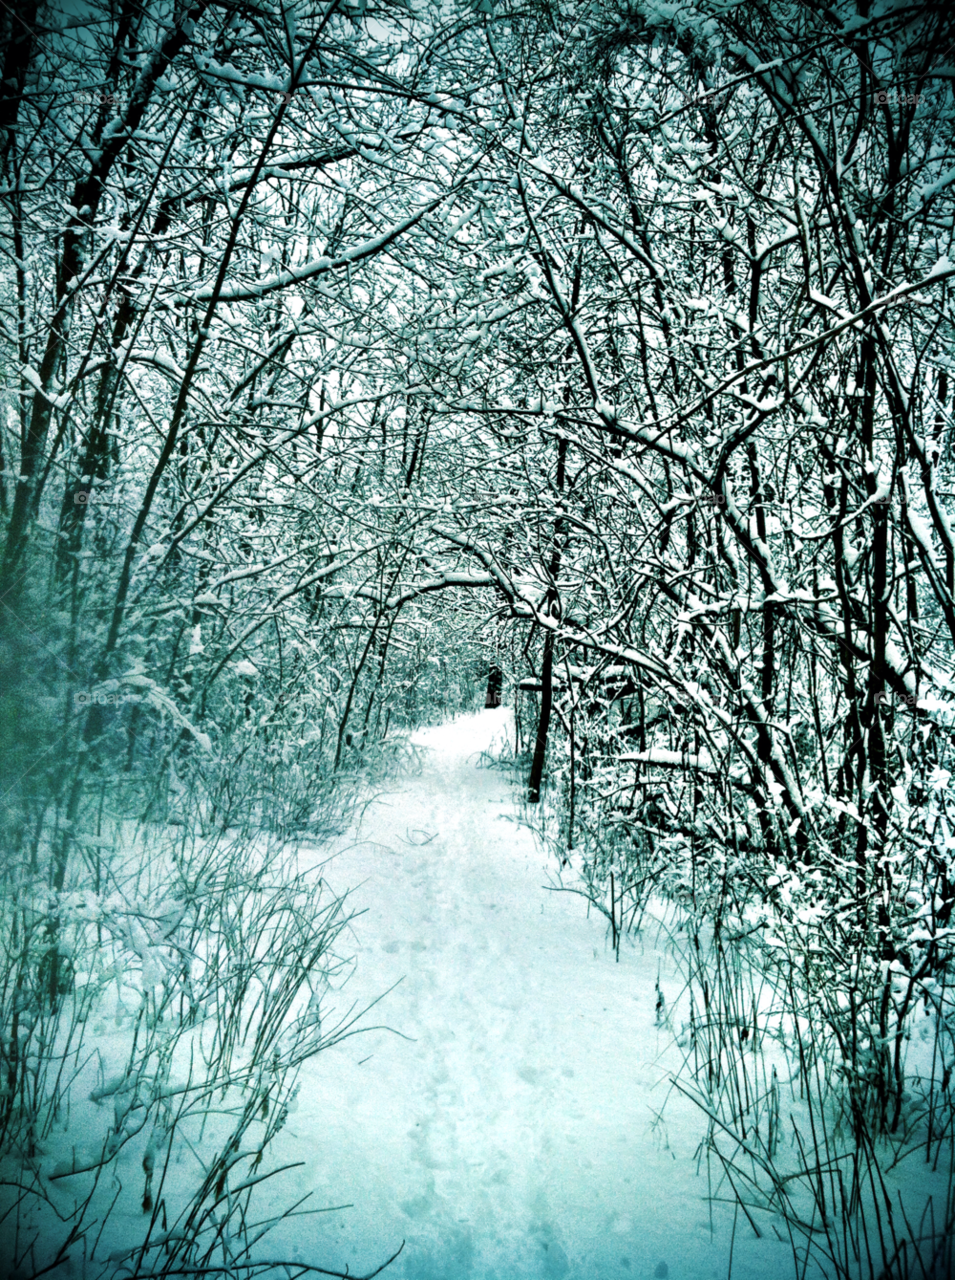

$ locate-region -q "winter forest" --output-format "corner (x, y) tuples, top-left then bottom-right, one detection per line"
(1, 0), (954, 1276)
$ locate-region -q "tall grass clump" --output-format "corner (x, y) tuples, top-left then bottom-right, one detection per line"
(0, 559), (407, 1279)
(665, 862), (955, 1280)
(0, 794), (392, 1278)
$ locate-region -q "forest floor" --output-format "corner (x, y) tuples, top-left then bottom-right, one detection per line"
(265, 707), (806, 1280)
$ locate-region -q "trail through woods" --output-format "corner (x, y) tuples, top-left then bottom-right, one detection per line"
(5, 5), (955, 1274)
(268, 709), (800, 1280)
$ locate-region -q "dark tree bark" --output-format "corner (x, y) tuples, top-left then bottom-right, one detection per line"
(527, 632), (553, 804)
(527, 435), (568, 802)
(484, 664), (502, 708)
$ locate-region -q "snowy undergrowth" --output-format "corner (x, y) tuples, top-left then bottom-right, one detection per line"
(654, 902), (955, 1280)
(527, 775), (955, 1279)
(0, 818), (372, 1280)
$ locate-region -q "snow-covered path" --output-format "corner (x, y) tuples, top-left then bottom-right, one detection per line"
(272, 710), (794, 1280)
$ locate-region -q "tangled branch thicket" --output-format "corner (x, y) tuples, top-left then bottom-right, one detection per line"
(2, 0), (955, 1275)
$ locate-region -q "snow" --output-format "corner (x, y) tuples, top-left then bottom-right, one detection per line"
(12, 711), (945, 1279)
(197, 201), (445, 304)
(259, 709), (798, 1280)
(19, 363), (72, 410)
(928, 254), (955, 278)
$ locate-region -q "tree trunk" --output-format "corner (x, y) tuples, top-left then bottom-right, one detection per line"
(484, 664), (502, 708)
(527, 631), (553, 803)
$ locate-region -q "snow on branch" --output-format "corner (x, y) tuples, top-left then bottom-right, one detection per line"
(191, 198), (448, 304)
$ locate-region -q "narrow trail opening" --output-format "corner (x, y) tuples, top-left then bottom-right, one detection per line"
(272, 709), (795, 1280)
